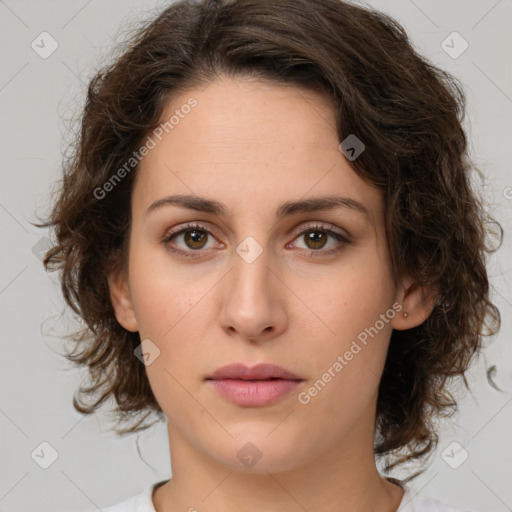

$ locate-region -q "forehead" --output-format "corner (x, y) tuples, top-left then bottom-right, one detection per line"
(133, 76), (383, 221)
(153, 76), (339, 163)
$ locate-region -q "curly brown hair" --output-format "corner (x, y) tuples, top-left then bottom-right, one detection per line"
(36, 0), (502, 479)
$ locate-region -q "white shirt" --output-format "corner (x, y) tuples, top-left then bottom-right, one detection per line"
(97, 480), (473, 512)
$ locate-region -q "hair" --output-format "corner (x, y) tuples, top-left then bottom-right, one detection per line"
(36, 0), (502, 479)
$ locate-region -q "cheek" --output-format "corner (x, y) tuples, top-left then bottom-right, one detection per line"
(292, 249), (394, 385)
(300, 253), (393, 337)
(127, 251), (222, 396)
(296, 285), (394, 433)
(128, 243), (214, 338)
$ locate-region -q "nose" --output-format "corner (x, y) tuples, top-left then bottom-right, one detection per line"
(219, 241), (288, 343)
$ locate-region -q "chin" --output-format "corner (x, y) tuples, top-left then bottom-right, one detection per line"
(204, 430), (309, 474)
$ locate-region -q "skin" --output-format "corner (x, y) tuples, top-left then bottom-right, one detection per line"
(108, 75), (435, 512)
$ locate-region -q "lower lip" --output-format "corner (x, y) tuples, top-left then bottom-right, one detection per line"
(207, 379), (302, 407)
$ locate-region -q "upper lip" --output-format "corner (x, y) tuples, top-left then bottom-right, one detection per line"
(206, 363), (303, 381)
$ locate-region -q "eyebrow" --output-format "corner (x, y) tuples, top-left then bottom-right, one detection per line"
(144, 194), (370, 220)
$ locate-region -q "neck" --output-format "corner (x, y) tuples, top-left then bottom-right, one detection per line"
(152, 422), (404, 512)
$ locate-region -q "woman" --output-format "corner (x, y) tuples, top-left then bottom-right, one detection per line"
(39, 0), (501, 510)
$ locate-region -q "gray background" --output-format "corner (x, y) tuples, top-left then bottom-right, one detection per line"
(0, 0), (511, 510)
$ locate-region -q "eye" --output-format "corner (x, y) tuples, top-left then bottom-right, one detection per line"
(162, 222), (351, 259)
(162, 223), (222, 258)
(288, 223), (351, 257)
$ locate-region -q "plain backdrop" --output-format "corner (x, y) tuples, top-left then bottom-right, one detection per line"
(0, 0), (511, 511)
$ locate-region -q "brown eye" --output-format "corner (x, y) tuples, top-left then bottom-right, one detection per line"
(303, 229), (328, 250)
(163, 223), (220, 258)
(182, 228), (208, 249)
(289, 223), (351, 257)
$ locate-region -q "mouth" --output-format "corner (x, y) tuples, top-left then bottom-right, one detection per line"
(206, 362), (303, 381)
(206, 378), (303, 407)
(205, 363), (304, 407)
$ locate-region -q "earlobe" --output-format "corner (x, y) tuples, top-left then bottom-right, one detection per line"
(391, 275), (437, 331)
(107, 270), (139, 332)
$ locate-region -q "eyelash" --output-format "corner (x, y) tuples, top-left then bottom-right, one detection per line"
(161, 222), (352, 259)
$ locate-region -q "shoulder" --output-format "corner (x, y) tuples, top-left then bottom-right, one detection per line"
(85, 484), (157, 512)
(399, 485), (473, 512)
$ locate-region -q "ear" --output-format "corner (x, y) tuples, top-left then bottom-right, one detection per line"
(107, 268), (139, 332)
(391, 274), (437, 331)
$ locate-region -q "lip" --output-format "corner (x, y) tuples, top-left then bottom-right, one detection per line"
(205, 363), (304, 407)
(206, 363), (302, 381)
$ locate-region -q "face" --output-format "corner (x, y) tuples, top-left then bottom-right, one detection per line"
(109, 75), (428, 474)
